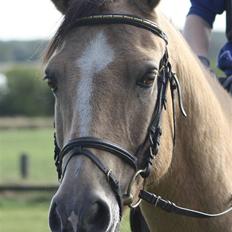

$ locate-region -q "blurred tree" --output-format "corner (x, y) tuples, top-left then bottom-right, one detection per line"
(0, 40), (48, 63)
(0, 66), (54, 116)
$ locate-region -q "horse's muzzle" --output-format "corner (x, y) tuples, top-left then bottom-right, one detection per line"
(49, 192), (113, 232)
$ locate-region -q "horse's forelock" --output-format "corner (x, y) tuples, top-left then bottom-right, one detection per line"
(44, 0), (109, 63)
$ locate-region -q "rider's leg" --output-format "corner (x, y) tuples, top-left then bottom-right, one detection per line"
(217, 42), (232, 94)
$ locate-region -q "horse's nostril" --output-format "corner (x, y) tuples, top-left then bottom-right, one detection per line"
(82, 199), (111, 231)
(49, 202), (62, 232)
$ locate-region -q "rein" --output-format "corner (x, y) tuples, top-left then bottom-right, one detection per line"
(53, 14), (232, 221)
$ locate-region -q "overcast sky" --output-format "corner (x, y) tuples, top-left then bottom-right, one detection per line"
(0, 0), (226, 40)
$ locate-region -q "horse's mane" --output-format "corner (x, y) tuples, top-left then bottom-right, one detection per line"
(45, 0), (109, 62)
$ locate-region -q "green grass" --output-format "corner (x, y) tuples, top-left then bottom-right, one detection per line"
(0, 192), (130, 232)
(0, 128), (130, 231)
(211, 59), (224, 77)
(0, 128), (56, 184)
(0, 192), (52, 232)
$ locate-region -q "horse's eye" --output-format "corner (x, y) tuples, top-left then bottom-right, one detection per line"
(137, 69), (158, 88)
(44, 75), (57, 93)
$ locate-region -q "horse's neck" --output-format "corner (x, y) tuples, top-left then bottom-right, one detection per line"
(143, 13), (232, 232)
(177, 55), (232, 125)
(174, 37), (232, 169)
(173, 42), (232, 198)
(158, 30), (232, 231)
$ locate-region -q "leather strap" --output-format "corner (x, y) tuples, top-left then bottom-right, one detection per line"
(72, 14), (168, 45)
(63, 148), (123, 217)
(58, 137), (137, 174)
(140, 190), (232, 218)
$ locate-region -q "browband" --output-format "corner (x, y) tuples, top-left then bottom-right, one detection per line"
(71, 14), (168, 44)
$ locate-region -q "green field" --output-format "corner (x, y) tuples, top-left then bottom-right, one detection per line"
(0, 192), (52, 232)
(0, 128), (56, 232)
(0, 128), (56, 184)
(0, 192), (130, 232)
(0, 191), (131, 232)
(0, 128), (130, 232)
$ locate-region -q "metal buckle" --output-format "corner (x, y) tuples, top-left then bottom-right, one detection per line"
(106, 169), (112, 182)
(123, 169), (146, 208)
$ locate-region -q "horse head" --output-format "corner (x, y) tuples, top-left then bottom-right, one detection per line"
(46, 0), (179, 231)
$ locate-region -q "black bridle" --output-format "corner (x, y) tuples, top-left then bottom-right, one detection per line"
(53, 14), (232, 221)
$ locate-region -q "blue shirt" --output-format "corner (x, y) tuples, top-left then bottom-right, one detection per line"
(188, 0), (226, 28)
(189, 0), (232, 77)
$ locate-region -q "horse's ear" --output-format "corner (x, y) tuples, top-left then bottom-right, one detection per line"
(147, 0), (161, 8)
(135, 0), (161, 10)
(50, 0), (72, 14)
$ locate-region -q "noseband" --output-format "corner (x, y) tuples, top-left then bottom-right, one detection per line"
(53, 14), (232, 220)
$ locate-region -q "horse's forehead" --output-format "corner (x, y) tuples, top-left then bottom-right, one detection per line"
(76, 31), (115, 77)
(72, 31), (115, 137)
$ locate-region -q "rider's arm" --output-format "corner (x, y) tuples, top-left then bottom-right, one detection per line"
(183, 14), (211, 58)
(183, 0), (225, 58)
